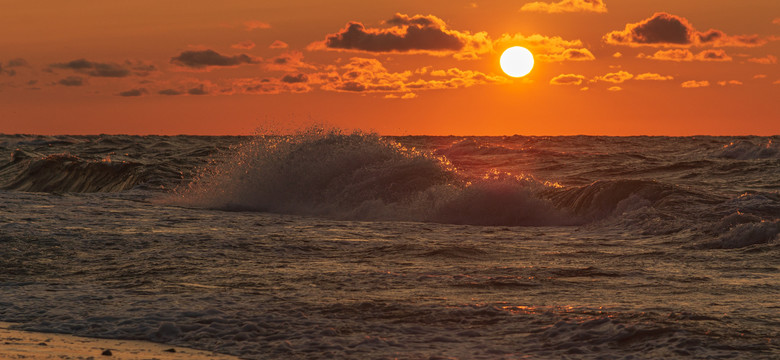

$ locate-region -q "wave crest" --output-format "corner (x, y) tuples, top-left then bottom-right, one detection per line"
(168, 129), (580, 226)
(1, 150), (145, 193)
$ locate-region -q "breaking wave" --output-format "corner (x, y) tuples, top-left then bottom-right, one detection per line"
(168, 129), (699, 227)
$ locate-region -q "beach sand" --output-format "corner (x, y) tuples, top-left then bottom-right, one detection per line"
(0, 322), (238, 360)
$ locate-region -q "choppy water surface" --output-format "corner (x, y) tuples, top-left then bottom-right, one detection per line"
(0, 132), (778, 359)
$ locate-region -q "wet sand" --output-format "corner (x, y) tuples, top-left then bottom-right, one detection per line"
(0, 322), (237, 360)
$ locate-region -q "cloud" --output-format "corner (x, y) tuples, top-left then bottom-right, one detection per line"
(635, 73), (673, 81)
(681, 80), (710, 88)
(231, 41), (256, 50)
(638, 49), (732, 61)
(229, 77), (312, 95)
(612, 52), (622, 58)
(269, 40), (289, 49)
(265, 51), (316, 72)
(694, 49), (732, 61)
(748, 55), (778, 64)
(187, 84), (208, 95)
(754, 74), (767, 79)
(51, 59), (156, 77)
(317, 57), (506, 94)
(52, 59), (129, 77)
(549, 73), (585, 85)
(495, 33), (595, 62)
(598, 70), (633, 83)
(604, 12), (766, 48)
(58, 76), (86, 86)
(607, 86), (622, 91)
(309, 13), (491, 59)
(717, 80), (742, 86)
(158, 89), (183, 95)
(170, 49), (259, 69)
(244, 20), (270, 31)
(118, 88), (147, 97)
(385, 93), (418, 99)
(6, 58), (28, 67)
(520, 0), (607, 13)
(281, 73), (308, 83)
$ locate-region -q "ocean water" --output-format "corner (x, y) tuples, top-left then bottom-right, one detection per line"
(0, 130), (778, 359)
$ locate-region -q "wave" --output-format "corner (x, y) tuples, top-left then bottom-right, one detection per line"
(712, 140), (779, 160)
(167, 129), (700, 227)
(0, 149), (146, 192)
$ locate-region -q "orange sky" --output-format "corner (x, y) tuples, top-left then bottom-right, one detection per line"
(0, 0), (778, 135)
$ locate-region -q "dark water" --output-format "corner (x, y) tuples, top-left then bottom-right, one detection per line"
(0, 131), (778, 359)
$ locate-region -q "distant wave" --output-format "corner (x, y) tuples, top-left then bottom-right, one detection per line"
(712, 140), (779, 160)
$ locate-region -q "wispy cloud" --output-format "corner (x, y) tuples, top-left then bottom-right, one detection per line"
(495, 33), (595, 62)
(635, 73), (673, 81)
(269, 40), (289, 49)
(118, 88), (147, 97)
(58, 76), (86, 86)
(521, 0), (607, 13)
(638, 49), (732, 62)
(317, 57), (506, 94)
(717, 80), (742, 86)
(747, 55), (778, 64)
(244, 20), (271, 31)
(231, 41), (256, 50)
(681, 80), (710, 88)
(597, 70), (633, 83)
(549, 74), (585, 85)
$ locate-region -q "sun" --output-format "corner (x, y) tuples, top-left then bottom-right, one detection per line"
(500, 46), (534, 78)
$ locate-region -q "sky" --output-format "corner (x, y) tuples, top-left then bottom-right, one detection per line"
(0, 0), (778, 135)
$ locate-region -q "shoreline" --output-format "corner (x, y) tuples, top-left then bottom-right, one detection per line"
(0, 322), (238, 359)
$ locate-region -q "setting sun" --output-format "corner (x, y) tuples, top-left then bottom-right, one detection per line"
(500, 46), (535, 78)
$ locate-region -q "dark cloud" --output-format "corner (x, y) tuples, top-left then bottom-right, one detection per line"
(58, 76), (86, 86)
(187, 85), (208, 95)
(309, 13), (491, 59)
(1, 58), (29, 76)
(118, 88), (147, 97)
(51, 58), (155, 78)
(281, 74), (308, 83)
(265, 51), (316, 72)
(52, 59), (131, 77)
(6, 58), (28, 67)
(170, 49), (259, 69)
(158, 89), (183, 95)
(604, 12), (767, 47)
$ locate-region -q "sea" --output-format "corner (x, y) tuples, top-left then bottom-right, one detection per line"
(0, 130), (778, 359)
